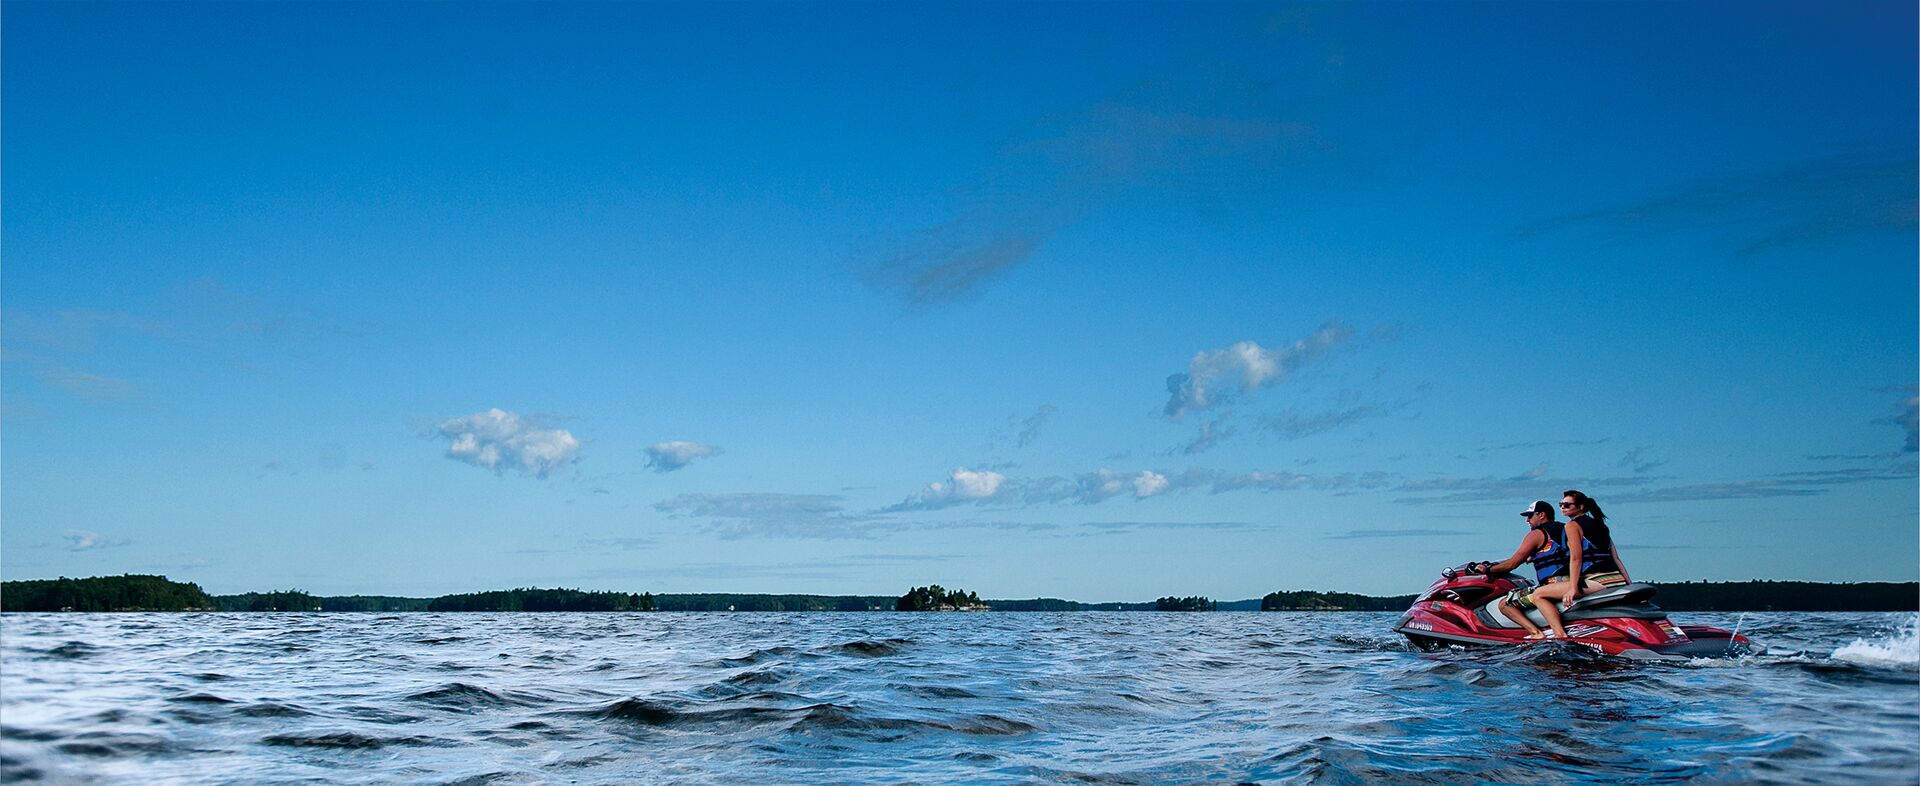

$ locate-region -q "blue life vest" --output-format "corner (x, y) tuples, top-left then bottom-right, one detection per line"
(1528, 520), (1569, 582)
(1569, 514), (1622, 574)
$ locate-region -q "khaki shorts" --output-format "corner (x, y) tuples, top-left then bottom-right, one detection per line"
(1506, 572), (1628, 610)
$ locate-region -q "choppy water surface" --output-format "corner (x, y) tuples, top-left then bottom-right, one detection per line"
(2, 611), (1915, 785)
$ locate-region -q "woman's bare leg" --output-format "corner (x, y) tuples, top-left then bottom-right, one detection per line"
(1529, 581), (1578, 637)
(1499, 599), (1543, 637)
(1534, 597), (1567, 638)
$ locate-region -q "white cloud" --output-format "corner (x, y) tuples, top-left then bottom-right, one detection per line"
(950, 468), (1005, 498)
(1075, 469), (1173, 503)
(1163, 321), (1351, 418)
(887, 468), (1008, 511)
(435, 408), (581, 478)
(61, 529), (127, 551)
(646, 440), (723, 473)
(892, 467), (1187, 510)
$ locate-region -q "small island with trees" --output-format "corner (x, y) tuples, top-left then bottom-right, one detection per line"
(895, 585), (989, 611)
(1155, 596), (1216, 611)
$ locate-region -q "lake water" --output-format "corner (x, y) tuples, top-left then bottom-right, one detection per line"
(2, 611), (1916, 785)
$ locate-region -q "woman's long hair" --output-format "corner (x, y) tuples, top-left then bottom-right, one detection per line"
(1562, 489), (1606, 526)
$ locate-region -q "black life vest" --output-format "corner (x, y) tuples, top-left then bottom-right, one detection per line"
(1570, 513), (1622, 575)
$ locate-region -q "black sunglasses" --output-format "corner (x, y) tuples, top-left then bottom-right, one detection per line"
(1558, 502), (1576, 508)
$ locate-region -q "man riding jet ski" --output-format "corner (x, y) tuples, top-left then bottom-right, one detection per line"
(1393, 562), (1753, 659)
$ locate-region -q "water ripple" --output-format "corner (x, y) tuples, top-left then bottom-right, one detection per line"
(0, 611), (1915, 784)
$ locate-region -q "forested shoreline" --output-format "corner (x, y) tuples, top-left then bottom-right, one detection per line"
(2, 574), (1914, 613)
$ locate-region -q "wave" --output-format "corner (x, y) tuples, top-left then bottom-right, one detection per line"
(406, 682), (547, 709)
(166, 692), (237, 704)
(237, 701), (316, 718)
(787, 703), (1039, 737)
(714, 646), (798, 666)
(53, 732), (177, 758)
(1831, 615), (1919, 669)
(6, 610), (1914, 784)
(39, 641), (97, 659)
(579, 697), (796, 728)
(821, 638), (910, 658)
(720, 667), (791, 687)
(262, 731), (447, 749)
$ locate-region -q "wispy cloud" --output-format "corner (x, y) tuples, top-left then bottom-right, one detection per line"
(886, 465), (1398, 512)
(1887, 394), (1918, 453)
(1477, 438), (1612, 453)
(255, 461), (297, 479)
(581, 536), (659, 552)
(1209, 469), (1393, 494)
(863, 54), (1336, 308)
(1164, 321), (1352, 419)
(4, 308), (169, 352)
(61, 529), (129, 552)
(656, 492), (846, 518)
(865, 221), (1058, 309)
(1180, 418), (1235, 455)
(1079, 520), (1260, 534)
(655, 492), (889, 539)
(434, 409), (581, 478)
(645, 440), (723, 473)
(1612, 463), (1918, 502)
(586, 552), (966, 584)
(1519, 152), (1917, 254)
(1393, 468), (1657, 505)
(29, 367), (138, 401)
(1326, 528), (1474, 540)
(1259, 404), (1383, 441)
(1016, 404), (1057, 448)
(1618, 447), (1667, 474)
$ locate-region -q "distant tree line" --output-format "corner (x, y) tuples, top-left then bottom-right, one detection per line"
(653, 594), (893, 612)
(896, 585), (983, 611)
(215, 591), (320, 612)
(311, 595), (435, 612)
(7, 575), (1913, 613)
(427, 588), (654, 612)
(1155, 596), (1216, 612)
(1, 575), (214, 612)
(1261, 590), (1419, 611)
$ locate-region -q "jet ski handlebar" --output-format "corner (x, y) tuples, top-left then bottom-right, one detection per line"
(1441, 561), (1498, 579)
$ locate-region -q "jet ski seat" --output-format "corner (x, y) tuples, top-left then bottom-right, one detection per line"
(1563, 583), (1657, 612)
(1476, 582), (1665, 629)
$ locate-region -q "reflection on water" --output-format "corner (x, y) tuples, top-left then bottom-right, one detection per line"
(1, 611), (1915, 784)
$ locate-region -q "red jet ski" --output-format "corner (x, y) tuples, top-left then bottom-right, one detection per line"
(1395, 562), (1754, 659)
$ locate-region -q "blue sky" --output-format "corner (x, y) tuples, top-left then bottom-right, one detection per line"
(4, 1), (1915, 600)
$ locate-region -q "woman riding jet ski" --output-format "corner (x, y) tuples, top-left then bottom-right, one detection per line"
(1394, 561), (1752, 658)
